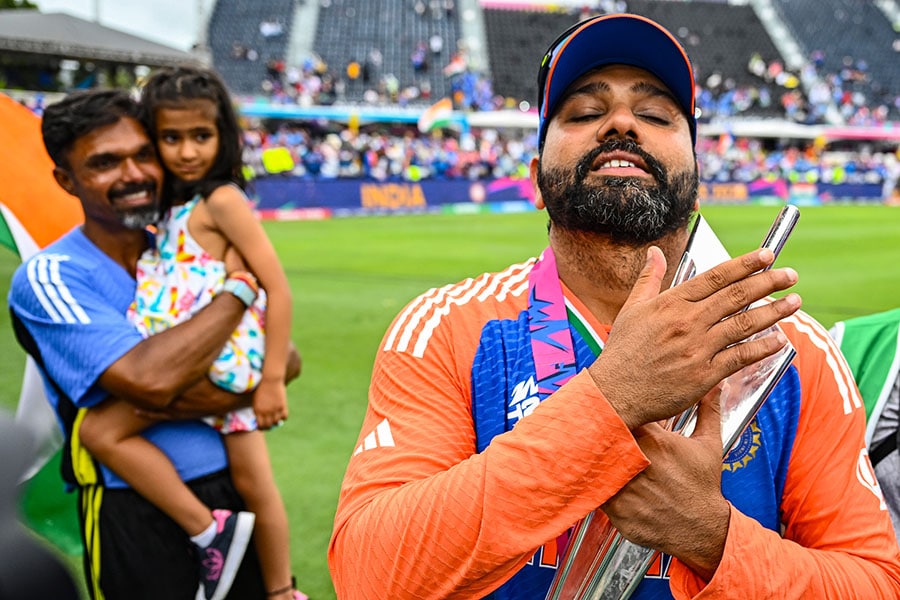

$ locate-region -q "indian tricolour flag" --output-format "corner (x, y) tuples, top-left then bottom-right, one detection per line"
(417, 97), (455, 133)
(1, 92), (84, 554)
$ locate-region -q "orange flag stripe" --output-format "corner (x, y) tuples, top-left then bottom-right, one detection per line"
(0, 93), (83, 251)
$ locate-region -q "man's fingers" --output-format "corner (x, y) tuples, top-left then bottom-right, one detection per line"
(712, 325), (791, 378)
(620, 246), (667, 310)
(134, 407), (171, 421)
(677, 249), (776, 303)
(712, 292), (801, 350)
(714, 266), (798, 316)
(681, 264), (798, 330)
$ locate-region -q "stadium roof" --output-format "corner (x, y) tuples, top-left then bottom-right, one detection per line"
(0, 10), (199, 67)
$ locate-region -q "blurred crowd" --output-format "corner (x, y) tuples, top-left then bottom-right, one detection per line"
(227, 43), (900, 127)
(695, 135), (898, 189)
(13, 92), (898, 196)
(242, 51), (503, 113)
(695, 50), (900, 126)
(222, 0), (900, 128)
(242, 124), (533, 181)
(240, 121), (900, 197)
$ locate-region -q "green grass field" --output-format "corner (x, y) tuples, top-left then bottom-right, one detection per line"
(1, 204), (898, 599)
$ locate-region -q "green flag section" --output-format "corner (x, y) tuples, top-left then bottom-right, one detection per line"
(20, 451), (82, 556)
(0, 204), (17, 254)
(833, 308), (900, 444)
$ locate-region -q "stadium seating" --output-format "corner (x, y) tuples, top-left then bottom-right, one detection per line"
(481, 7), (577, 108)
(208, 0), (296, 94)
(772, 0), (900, 121)
(203, 0), (898, 124)
(312, 0), (462, 104)
(483, 2), (786, 118)
(626, 1), (784, 92)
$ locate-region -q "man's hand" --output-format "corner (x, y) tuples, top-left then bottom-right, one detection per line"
(138, 378), (253, 420)
(601, 390), (730, 582)
(286, 341), (302, 383)
(591, 246), (801, 428)
(136, 344), (299, 422)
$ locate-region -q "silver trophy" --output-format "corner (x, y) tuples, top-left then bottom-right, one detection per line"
(545, 207), (799, 600)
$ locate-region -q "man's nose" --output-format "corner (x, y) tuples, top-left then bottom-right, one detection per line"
(596, 104), (639, 141)
(120, 157), (145, 180)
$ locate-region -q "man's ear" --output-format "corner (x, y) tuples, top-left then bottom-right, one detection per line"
(529, 155), (545, 210)
(52, 167), (76, 196)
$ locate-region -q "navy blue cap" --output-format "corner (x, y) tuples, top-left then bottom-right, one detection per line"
(537, 13), (697, 145)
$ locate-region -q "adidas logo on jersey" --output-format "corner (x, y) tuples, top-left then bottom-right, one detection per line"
(26, 253), (91, 324)
(508, 376), (540, 425)
(354, 418), (395, 455)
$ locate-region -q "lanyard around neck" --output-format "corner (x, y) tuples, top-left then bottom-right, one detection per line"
(528, 247), (602, 399)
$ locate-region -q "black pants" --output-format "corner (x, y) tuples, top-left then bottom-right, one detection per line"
(82, 469), (265, 600)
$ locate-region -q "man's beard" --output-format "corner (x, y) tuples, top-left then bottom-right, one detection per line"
(109, 182), (161, 230)
(537, 138), (698, 246)
(118, 205), (161, 230)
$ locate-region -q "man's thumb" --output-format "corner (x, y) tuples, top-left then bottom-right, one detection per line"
(622, 246), (667, 309)
(693, 385), (724, 446)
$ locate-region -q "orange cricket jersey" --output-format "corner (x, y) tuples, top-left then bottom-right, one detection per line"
(329, 259), (900, 599)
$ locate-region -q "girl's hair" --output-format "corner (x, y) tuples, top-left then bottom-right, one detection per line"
(140, 65), (246, 204)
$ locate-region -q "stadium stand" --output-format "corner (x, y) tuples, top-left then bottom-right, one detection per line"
(196, 0), (898, 126)
(482, 1), (788, 119)
(311, 0), (463, 104)
(481, 6), (576, 108)
(625, 0), (787, 116)
(3, 1), (898, 126)
(772, 0), (900, 122)
(207, 0), (296, 94)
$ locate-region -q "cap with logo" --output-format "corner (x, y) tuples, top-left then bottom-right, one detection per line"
(536, 13), (697, 146)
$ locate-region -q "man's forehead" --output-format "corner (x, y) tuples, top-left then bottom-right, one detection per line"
(73, 117), (151, 157)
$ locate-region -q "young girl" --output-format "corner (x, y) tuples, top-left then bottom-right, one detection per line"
(78, 66), (307, 600)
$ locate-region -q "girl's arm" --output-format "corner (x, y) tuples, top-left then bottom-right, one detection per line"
(204, 184), (294, 428)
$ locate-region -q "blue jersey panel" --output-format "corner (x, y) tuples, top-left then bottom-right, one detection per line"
(469, 314), (803, 600)
(472, 310), (534, 453)
(9, 228), (228, 488)
(11, 229), (143, 408)
(722, 366), (801, 531)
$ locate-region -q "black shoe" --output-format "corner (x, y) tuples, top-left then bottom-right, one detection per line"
(195, 509), (256, 600)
